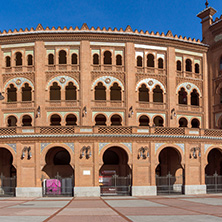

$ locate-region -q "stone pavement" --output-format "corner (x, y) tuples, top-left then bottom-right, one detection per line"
(0, 195), (222, 221)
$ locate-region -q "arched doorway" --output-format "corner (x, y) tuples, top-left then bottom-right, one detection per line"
(155, 147), (184, 195)
(205, 148), (222, 193)
(0, 148), (16, 196)
(99, 146), (131, 196)
(42, 147), (74, 196)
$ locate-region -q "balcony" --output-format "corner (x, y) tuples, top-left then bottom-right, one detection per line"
(177, 104), (202, 113)
(136, 101), (167, 110)
(91, 65), (124, 72)
(3, 66), (35, 73)
(176, 71), (202, 80)
(47, 64), (79, 72)
(2, 101), (35, 109)
(1, 125), (222, 138)
(92, 100), (125, 108)
(46, 100), (80, 108)
(136, 67), (166, 75)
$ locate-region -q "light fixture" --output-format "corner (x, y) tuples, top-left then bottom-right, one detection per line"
(128, 106), (134, 118)
(21, 146), (32, 160)
(190, 147), (201, 159)
(80, 146), (91, 159)
(0, 92), (5, 101)
(170, 108), (176, 119)
(35, 106), (41, 118)
(82, 106), (87, 117)
(137, 146), (149, 159)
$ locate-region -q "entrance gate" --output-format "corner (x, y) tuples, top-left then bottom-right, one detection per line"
(0, 175), (16, 196)
(205, 173), (222, 193)
(156, 174), (183, 195)
(100, 174), (131, 196)
(42, 175), (73, 197)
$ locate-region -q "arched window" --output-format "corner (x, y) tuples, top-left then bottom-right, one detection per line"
(139, 115), (149, 126)
(22, 115), (32, 126)
(59, 50), (67, 64)
(50, 114), (61, 126)
(186, 59), (192, 72)
(50, 82), (61, 100)
(191, 89), (199, 106)
(48, 54), (54, 65)
(22, 83), (32, 101)
(191, 118), (200, 128)
(8, 116), (17, 127)
(137, 56), (142, 67)
(153, 116), (164, 127)
(178, 88), (187, 105)
(158, 58), (163, 69)
(27, 55), (33, 66)
(111, 114), (122, 126)
(15, 52), (22, 66)
(5, 56), (11, 67)
(71, 53), (77, 64)
(139, 84), (149, 102)
(220, 56), (222, 71)
(110, 83), (121, 101)
(179, 118), (188, 127)
(104, 51), (112, 64)
(147, 54), (154, 67)
(177, 60), (182, 71)
(116, 55), (122, 66)
(65, 82), (77, 100)
(93, 54), (99, 65)
(153, 85), (163, 103)
(65, 114), (77, 125)
(95, 82), (106, 100)
(7, 84), (17, 102)
(195, 63), (200, 74)
(95, 114), (106, 126)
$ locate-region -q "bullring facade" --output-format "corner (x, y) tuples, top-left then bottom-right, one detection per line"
(0, 5), (222, 197)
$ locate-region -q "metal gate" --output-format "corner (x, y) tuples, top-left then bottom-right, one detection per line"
(206, 173), (222, 193)
(156, 174), (183, 195)
(100, 175), (131, 196)
(0, 175), (16, 196)
(42, 175), (73, 197)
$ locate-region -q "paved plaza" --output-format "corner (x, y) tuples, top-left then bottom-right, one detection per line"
(0, 195), (222, 221)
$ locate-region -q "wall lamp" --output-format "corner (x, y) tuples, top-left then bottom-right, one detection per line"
(137, 146), (149, 159)
(128, 106), (134, 118)
(0, 92), (4, 101)
(190, 147), (201, 159)
(21, 146), (32, 160)
(82, 106), (87, 117)
(170, 108), (176, 119)
(80, 146), (91, 159)
(35, 106), (41, 118)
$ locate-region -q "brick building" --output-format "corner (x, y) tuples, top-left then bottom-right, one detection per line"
(0, 5), (222, 197)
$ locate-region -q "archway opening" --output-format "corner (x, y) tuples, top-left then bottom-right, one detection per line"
(139, 84), (149, 102)
(8, 116), (17, 127)
(155, 147), (184, 194)
(179, 118), (188, 127)
(0, 148), (16, 196)
(95, 82), (106, 100)
(110, 83), (121, 101)
(50, 114), (61, 126)
(95, 114), (106, 126)
(100, 146), (131, 196)
(111, 114), (122, 126)
(42, 147), (74, 196)
(65, 114), (77, 126)
(22, 83), (32, 101)
(139, 115), (149, 126)
(205, 148), (222, 193)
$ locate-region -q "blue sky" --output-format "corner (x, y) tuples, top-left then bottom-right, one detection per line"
(0, 0), (222, 40)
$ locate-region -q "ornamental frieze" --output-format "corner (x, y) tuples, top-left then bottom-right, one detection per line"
(91, 71), (125, 83)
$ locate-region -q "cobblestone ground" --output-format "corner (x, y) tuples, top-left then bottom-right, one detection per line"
(0, 195), (222, 222)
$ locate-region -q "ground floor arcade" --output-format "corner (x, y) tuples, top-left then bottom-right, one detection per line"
(0, 136), (222, 197)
